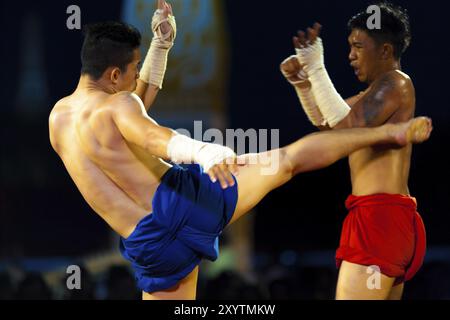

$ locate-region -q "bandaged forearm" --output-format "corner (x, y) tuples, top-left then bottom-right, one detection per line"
(280, 55), (325, 126)
(296, 38), (350, 128)
(294, 85), (326, 126)
(167, 134), (236, 172)
(139, 9), (177, 89)
(139, 43), (170, 89)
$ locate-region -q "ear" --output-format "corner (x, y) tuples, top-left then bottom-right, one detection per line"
(382, 43), (394, 60)
(110, 68), (121, 84)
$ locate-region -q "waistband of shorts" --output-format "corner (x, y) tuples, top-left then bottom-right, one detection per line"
(345, 193), (417, 211)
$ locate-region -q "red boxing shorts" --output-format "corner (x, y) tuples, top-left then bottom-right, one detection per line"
(336, 193), (426, 285)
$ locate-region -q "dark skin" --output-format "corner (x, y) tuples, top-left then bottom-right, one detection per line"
(291, 22), (424, 299)
(293, 23), (417, 196)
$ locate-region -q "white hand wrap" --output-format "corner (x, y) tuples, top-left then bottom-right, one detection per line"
(294, 86), (326, 126)
(167, 134), (236, 173)
(139, 9), (177, 89)
(296, 38), (350, 127)
(281, 55), (325, 126)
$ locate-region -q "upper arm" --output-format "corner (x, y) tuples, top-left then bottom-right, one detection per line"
(111, 93), (171, 153)
(335, 72), (410, 129)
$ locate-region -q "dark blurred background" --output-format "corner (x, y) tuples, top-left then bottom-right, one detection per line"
(0, 0), (449, 299)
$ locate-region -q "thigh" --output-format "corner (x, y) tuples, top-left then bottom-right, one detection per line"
(229, 150), (292, 225)
(142, 267), (199, 300)
(336, 261), (395, 300)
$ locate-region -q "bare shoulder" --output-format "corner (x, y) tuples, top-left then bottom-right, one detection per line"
(393, 69), (413, 83)
(344, 70), (415, 127)
(49, 98), (72, 152)
(386, 70), (415, 108)
(394, 70), (415, 99)
(49, 97), (71, 128)
(386, 71), (415, 121)
(107, 91), (145, 112)
(367, 70), (415, 109)
(375, 70), (414, 95)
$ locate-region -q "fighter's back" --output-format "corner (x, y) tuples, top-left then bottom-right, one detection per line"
(49, 89), (169, 238)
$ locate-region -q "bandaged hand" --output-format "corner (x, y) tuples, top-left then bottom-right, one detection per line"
(295, 38), (325, 76)
(151, 1), (176, 48)
(294, 25), (350, 128)
(280, 55), (325, 126)
(167, 134), (238, 189)
(293, 23), (323, 76)
(139, 0), (177, 89)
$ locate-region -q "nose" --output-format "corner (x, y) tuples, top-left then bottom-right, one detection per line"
(349, 48), (357, 61)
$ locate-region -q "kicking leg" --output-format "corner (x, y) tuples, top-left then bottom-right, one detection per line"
(230, 117), (432, 225)
(285, 117), (432, 175)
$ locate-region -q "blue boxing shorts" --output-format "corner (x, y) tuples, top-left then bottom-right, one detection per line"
(119, 164), (238, 293)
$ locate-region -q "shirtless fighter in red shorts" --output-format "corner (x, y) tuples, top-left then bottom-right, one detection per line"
(281, 3), (427, 299)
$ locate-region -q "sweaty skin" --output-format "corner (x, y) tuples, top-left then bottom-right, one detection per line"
(51, 15), (431, 299)
(335, 29), (416, 196)
(49, 77), (172, 239)
(286, 24), (424, 299)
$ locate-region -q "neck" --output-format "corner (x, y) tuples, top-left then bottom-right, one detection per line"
(77, 75), (117, 94)
(368, 60), (401, 84)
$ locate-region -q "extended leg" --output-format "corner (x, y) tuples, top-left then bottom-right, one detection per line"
(230, 117), (432, 224)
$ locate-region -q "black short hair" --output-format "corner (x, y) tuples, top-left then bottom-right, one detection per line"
(81, 21), (141, 80)
(348, 2), (411, 59)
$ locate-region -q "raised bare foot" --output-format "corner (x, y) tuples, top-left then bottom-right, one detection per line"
(390, 117), (433, 146)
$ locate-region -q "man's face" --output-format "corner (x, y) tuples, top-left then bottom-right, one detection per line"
(348, 29), (383, 84)
(116, 48), (141, 92)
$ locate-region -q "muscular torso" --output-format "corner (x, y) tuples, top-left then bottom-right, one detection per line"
(344, 71), (415, 196)
(349, 126), (413, 196)
(49, 89), (170, 238)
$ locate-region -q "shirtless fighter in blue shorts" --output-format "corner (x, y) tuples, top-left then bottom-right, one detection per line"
(49, 1), (432, 299)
